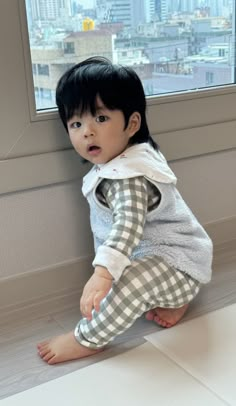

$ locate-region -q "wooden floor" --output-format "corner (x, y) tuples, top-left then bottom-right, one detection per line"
(1, 241), (236, 401)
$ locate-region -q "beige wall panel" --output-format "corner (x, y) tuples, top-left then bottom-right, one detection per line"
(156, 120), (236, 161)
(0, 150), (89, 195)
(170, 149), (236, 223)
(0, 180), (93, 280)
(147, 91), (236, 135)
(0, 120), (235, 196)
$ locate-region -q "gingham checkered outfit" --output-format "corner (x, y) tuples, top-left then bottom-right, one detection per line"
(75, 144), (212, 349)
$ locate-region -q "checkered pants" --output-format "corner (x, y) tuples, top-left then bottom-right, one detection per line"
(74, 255), (200, 349)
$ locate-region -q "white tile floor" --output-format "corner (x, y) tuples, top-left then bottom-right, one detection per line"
(145, 303), (236, 406)
(2, 303), (236, 406)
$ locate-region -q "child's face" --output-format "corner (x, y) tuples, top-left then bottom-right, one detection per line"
(67, 98), (140, 165)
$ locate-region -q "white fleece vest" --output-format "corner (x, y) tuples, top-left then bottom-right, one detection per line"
(82, 143), (213, 283)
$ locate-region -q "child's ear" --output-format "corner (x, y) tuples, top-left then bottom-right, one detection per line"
(128, 112), (141, 137)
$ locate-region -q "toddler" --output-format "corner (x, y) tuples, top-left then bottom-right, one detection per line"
(37, 57), (213, 364)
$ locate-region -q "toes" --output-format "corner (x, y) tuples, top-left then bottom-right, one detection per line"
(154, 315), (172, 328)
(38, 346), (50, 357)
(37, 340), (50, 350)
(38, 346), (56, 363)
(145, 310), (155, 321)
(47, 356), (58, 365)
(42, 352), (55, 363)
(146, 309), (172, 326)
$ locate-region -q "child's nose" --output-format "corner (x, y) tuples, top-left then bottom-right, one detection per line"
(83, 123), (95, 138)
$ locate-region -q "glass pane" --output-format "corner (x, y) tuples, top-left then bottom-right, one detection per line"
(25, 0), (235, 111)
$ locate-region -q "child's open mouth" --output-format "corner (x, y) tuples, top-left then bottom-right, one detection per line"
(87, 145), (101, 156)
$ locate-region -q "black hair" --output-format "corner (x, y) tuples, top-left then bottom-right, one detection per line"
(56, 56), (158, 150)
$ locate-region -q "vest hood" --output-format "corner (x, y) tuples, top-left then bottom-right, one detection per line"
(82, 143), (177, 197)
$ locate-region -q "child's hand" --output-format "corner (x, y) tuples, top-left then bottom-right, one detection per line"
(80, 266), (113, 320)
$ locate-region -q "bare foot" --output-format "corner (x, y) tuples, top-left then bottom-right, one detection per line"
(37, 331), (103, 365)
(145, 304), (189, 328)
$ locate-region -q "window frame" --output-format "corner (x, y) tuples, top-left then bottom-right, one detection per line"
(20, 0), (236, 123)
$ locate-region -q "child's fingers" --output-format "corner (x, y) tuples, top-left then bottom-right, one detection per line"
(80, 295), (93, 320)
(93, 292), (104, 313)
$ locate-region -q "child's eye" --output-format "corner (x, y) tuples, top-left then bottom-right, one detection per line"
(71, 122), (81, 128)
(96, 115), (108, 123)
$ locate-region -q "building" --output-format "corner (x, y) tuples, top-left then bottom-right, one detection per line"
(156, 0), (167, 21)
(132, 0), (146, 26)
(191, 18), (212, 33)
(209, 0), (221, 16)
(31, 29), (114, 109)
(151, 61), (232, 94)
(145, 0), (156, 22)
(97, 0), (146, 29)
(29, 0), (72, 21)
(145, 0), (167, 23)
(113, 46), (150, 65)
(108, 0), (132, 28)
(177, 0), (199, 13)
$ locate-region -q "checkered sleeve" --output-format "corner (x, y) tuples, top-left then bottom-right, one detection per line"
(92, 177), (148, 281)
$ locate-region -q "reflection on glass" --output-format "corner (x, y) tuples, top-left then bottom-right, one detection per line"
(25, 0), (235, 110)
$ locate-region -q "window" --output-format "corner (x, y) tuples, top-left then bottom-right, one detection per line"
(25, 0), (235, 111)
(206, 71), (214, 85)
(37, 64), (50, 76)
(64, 42), (75, 54)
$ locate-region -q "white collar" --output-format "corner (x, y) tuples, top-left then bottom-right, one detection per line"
(82, 143), (177, 197)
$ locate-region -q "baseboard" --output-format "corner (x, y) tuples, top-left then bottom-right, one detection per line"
(204, 215), (236, 247)
(204, 216), (236, 265)
(0, 217), (236, 323)
(0, 256), (93, 324)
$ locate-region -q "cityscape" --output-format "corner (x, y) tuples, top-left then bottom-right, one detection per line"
(25, 0), (234, 109)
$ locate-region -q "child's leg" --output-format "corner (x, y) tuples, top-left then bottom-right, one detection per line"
(145, 271), (200, 327)
(38, 256), (200, 364)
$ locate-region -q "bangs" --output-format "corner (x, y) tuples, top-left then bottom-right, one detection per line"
(57, 62), (120, 123)
(61, 79), (99, 121)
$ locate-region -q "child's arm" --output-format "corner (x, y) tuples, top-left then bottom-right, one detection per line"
(93, 176), (149, 280)
(81, 176), (149, 319)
